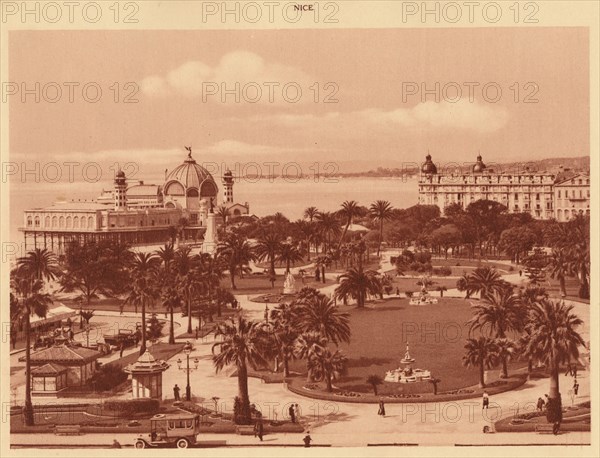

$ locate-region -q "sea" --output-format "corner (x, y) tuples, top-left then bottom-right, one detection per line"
(6, 177), (418, 256)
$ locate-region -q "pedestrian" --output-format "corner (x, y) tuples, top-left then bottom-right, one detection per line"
(111, 439), (122, 448)
(294, 403), (300, 423)
(254, 414), (264, 441)
(564, 363), (572, 376)
(289, 404), (296, 423)
(119, 342), (125, 358)
(173, 384), (181, 401)
(377, 398), (386, 417)
(303, 431), (312, 448)
(573, 379), (579, 396)
(536, 397), (545, 412)
(396, 287), (400, 296)
(573, 365), (578, 378)
(482, 391), (489, 410)
(519, 270), (522, 277)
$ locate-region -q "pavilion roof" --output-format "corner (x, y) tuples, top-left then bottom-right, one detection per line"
(30, 344), (101, 365)
(31, 363), (68, 375)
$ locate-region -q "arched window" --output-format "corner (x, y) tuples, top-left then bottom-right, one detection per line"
(88, 216), (94, 229)
(52, 216), (58, 227)
(45, 216), (50, 227)
(186, 188), (199, 197)
(34, 216), (40, 227)
(27, 216), (33, 227)
(556, 209), (562, 221)
(73, 216), (79, 229)
(66, 216), (72, 228)
(59, 216), (65, 228)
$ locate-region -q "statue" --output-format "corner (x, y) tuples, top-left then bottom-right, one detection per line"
(283, 271), (296, 295)
(185, 146), (192, 158)
(400, 341), (415, 364)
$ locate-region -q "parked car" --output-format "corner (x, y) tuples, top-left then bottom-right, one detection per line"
(135, 413), (201, 449)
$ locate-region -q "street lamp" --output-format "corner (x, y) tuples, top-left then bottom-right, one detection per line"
(177, 341), (199, 401)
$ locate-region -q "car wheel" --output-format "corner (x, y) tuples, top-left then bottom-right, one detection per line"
(176, 438), (189, 449)
(135, 440), (146, 449)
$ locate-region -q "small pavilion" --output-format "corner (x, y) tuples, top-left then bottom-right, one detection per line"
(124, 351), (170, 399)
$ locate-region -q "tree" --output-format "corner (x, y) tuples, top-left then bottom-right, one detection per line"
(268, 303), (300, 377)
(466, 200), (508, 258)
(216, 233), (255, 290)
(80, 310), (94, 326)
(429, 224), (461, 258)
(125, 252), (160, 355)
(429, 377), (442, 395)
(294, 294), (351, 345)
(548, 249), (569, 298)
(215, 205), (229, 231)
(522, 247), (548, 285)
(335, 267), (382, 307)
(212, 317), (269, 424)
(12, 248), (57, 426)
(369, 200), (394, 257)
(277, 242), (304, 274)
(304, 206), (319, 222)
(294, 331), (328, 382)
(464, 266), (509, 299)
(254, 231), (283, 288)
(524, 299), (584, 402)
(498, 226), (537, 264)
(436, 286), (448, 297)
(146, 313), (165, 341)
(315, 211), (341, 254)
(308, 349), (347, 392)
(462, 337), (499, 388)
(468, 288), (525, 377)
(366, 374), (383, 395)
(337, 200), (362, 248)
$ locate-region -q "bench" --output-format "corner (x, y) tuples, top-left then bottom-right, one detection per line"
(535, 424), (556, 434)
(236, 425), (256, 436)
(54, 424), (81, 435)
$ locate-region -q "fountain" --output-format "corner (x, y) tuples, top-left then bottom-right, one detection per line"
(384, 341), (431, 383)
(400, 341), (415, 364)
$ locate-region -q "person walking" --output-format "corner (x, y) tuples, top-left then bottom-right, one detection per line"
(482, 391), (489, 410)
(303, 431), (312, 448)
(377, 399), (386, 417)
(289, 404), (296, 423)
(573, 379), (579, 396)
(254, 414), (264, 441)
(294, 404), (300, 423)
(173, 384), (181, 401)
(119, 342), (125, 358)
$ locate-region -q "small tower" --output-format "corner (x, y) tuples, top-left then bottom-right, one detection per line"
(114, 169), (127, 211)
(222, 169), (234, 204)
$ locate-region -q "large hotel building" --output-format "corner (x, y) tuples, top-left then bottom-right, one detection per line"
(418, 154), (590, 221)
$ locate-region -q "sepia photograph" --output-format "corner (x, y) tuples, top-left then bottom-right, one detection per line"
(1, 1), (597, 455)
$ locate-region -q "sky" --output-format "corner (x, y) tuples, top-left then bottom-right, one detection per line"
(8, 27), (589, 175)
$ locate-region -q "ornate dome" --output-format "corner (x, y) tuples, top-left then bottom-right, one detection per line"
(164, 150), (218, 198)
(421, 154), (437, 174)
(472, 154), (486, 173)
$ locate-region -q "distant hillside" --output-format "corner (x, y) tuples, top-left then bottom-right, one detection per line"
(338, 156), (589, 177)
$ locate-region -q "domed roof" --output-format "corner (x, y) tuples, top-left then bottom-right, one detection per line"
(164, 150), (218, 197)
(472, 154), (486, 173)
(421, 154), (437, 174)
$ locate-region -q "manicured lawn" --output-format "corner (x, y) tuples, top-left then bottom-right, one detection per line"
(223, 274), (336, 295)
(391, 277), (458, 294)
(290, 297), (525, 395)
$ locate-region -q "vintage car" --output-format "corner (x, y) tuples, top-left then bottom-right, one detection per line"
(135, 413), (201, 449)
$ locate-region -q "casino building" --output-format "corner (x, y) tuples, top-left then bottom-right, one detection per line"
(418, 153), (590, 220)
(20, 149), (250, 254)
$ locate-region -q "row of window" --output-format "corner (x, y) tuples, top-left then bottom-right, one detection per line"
(26, 215), (95, 229)
(557, 189), (590, 199)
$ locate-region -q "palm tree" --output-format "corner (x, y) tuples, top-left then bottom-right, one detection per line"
(337, 200), (361, 248)
(429, 377), (442, 395)
(269, 302), (299, 377)
(304, 206), (319, 222)
(292, 219), (315, 261)
(11, 270), (53, 426)
(462, 337), (499, 388)
(126, 252), (160, 354)
(366, 374), (383, 395)
(369, 200), (394, 257)
(14, 248), (59, 426)
(456, 274), (472, 299)
(524, 299), (584, 401)
(277, 242), (304, 274)
(468, 288), (525, 377)
(465, 266), (509, 299)
(294, 331), (327, 382)
(315, 211), (341, 254)
(436, 286), (448, 298)
(155, 243), (176, 342)
(161, 284), (182, 344)
(216, 234), (255, 290)
(294, 294), (351, 345)
(548, 249), (569, 298)
(254, 231), (283, 288)
(308, 349), (347, 392)
(494, 338), (517, 378)
(335, 267), (382, 307)
(212, 317), (269, 424)
(215, 205), (229, 231)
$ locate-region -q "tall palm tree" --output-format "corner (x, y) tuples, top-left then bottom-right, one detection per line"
(468, 288), (525, 377)
(16, 248), (61, 283)
(269, 303), (300, 377)
(308, 349), (347, 392)
(215, 205), (229, 231)
(294, 331), (328, 382)
(292, 219), (315, 261)
(254, 231), (283, 288)
(216, 233), (255, 290)
(548, 249), (569, 298)
(277, 242), (304, 274)
(524, 299), (585, 401)
(126, 252), (160, 354)
(161, 284), (182, 344)
(335, 267), (382, 307)
(315, 211), (341, 254)
(173, 247), (202, 334)
(337, 200), (361, 248)
(11, 270), (53, 426)
(462, 336), (499, 388)
(369, 200), (394, 257)
(212, 317), (269, 424)
(294, 294), (351, 344)
(304, 206), (319, 222)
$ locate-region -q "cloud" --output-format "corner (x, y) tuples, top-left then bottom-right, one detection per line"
(141, 51), (314, 102)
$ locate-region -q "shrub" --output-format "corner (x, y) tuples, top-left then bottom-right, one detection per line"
(433, 266), (452, 276)
(104, 398), (160, 417)
(414, 251), (432, 264)
(405, 291), (414, 298)
(89, 364), (128, 392)
(384, 285), (393, 295)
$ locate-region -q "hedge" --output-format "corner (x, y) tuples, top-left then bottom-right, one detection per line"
(103, 398), (160, 417)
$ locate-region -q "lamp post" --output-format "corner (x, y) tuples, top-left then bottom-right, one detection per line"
(177, 341), (199, 401)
